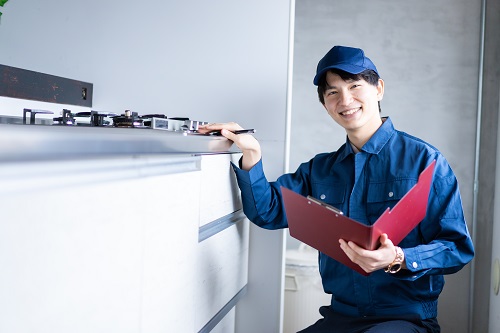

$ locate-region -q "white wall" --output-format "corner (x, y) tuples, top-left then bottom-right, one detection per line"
(0, 1), (292, 332)
(289, 1), (481, 332)
(0, 1), (289, 130)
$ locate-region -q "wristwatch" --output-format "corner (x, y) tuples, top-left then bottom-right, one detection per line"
(385, 246), (404, 274)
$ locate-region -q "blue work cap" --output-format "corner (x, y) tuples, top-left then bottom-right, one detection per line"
(313, 45), (379, 85)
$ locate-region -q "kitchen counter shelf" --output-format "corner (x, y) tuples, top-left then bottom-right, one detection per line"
(0, 123), (239, 162)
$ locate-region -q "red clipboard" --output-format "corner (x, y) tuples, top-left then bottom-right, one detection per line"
(281, 160), (436, 276)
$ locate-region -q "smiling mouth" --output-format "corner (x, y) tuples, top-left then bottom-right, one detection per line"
(339, 108), (360, 116)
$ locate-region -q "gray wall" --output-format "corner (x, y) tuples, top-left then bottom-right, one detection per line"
(0, 1), (292, 332)
(289, 0), (481, 332)
(476, 0), (500, 332)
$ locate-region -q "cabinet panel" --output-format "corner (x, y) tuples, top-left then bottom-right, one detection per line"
(0, 156), (200, 333)
(140, 172), (200, 333)
(0, 179), (145, 333)
(195, 218), (249, 332)
(211, 308), (236, 333)
(199, 154), (242, 227)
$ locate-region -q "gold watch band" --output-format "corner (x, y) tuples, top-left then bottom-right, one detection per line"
(385, 246), (404, 274)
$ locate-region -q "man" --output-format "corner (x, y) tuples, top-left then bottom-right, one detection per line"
(198, 45), (474, 332)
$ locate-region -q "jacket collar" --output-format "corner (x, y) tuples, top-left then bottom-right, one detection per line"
(338, 116), (395, 161)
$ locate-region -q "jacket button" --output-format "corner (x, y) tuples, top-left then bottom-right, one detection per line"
(320, 194), (326, 200)
(412, 262), (418, 269)
(388, 191), (394, 198)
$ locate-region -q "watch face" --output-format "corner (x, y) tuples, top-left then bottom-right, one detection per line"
(389, 263), (402, 273)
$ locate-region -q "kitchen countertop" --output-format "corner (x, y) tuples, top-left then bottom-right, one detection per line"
(0, 123), (239, 162)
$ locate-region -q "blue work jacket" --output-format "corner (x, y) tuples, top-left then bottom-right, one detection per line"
(232, 117), (474, 320)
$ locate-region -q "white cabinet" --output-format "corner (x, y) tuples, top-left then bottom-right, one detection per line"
(196, 154), (249, 333)
(196, 220), (249, 332)
(199, 154), (242, 227)
(0, 153), (247, 333)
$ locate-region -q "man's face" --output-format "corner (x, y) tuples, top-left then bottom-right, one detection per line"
(322, 71), (384, 136)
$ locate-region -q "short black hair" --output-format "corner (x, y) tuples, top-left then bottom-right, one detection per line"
(316, 69), (381, 106)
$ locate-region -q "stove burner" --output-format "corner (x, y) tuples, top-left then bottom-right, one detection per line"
(23, 108), (54, 125)
(91, 111), (115, 127)
(53, 109), (76, 126)
(112, 110), (143, 128)
(74, 111), (117, 126)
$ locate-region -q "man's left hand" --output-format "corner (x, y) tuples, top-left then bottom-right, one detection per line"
(339, 233), (405, 273)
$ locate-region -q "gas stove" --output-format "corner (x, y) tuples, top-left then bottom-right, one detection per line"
(0, 108), (247, 162)
(10, 108), (212, 134)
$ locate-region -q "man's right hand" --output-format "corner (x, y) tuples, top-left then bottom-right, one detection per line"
(198, 122), (262, 170)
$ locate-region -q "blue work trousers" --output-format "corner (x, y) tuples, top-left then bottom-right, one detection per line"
(297, 306), (440, 333)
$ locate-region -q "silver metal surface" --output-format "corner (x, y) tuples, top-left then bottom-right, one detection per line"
(0, 123), (239, 162)
(0, 115), (52, 125)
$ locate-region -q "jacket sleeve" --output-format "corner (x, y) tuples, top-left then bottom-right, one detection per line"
(231, 158), (312, 230)
(400, 156), (475, 279)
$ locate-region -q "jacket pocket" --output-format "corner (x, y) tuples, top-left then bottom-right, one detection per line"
(366, 179), (417, 223)
(311, 181), (346, 208)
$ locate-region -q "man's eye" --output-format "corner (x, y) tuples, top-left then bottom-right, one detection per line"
(327, 91), (337, 95)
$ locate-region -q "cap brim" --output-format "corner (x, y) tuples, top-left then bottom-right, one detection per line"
(313, 64), (368, 85)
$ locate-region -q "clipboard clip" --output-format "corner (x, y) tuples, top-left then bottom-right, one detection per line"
(306, 196), (344, 215)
